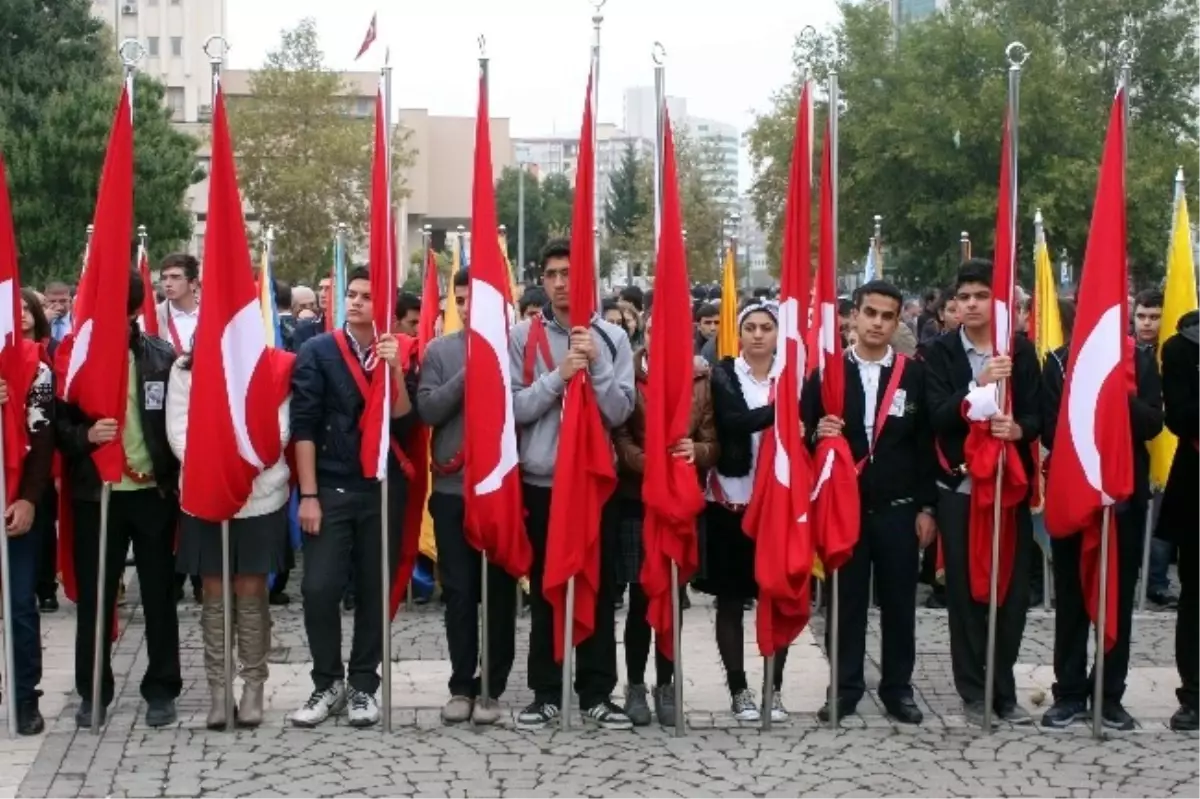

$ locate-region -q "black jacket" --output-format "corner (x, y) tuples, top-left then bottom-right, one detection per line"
(55, 331), (179, 502)
(709, 358), (774, 477)
(291, 318), (324, 352)
(290, 331), (419, 492)
(923, 329), (1042, 491)
(802, 352), (938, 512)
(1041, 342), (1163, 506)
(1156, 311), (1198, 542)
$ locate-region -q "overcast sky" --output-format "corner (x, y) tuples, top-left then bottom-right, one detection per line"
(227, 0), (842, 191)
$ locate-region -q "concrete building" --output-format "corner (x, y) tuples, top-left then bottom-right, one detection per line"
(621, 86), (689, 143)
(890, 0), (948, 25)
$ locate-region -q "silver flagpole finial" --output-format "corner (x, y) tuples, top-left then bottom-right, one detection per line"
(136, 224), (147, 239)
(1034, 208), (1043, 226)
(651, 41), (666, 65)
(266, 225), (276, 243)
(203, 35), (230, 66)
(1176, 165), (1185, 183)
(118, 39), (147, 70)
(798, 25), (818, 74)
(1005, 41), (1029, 68)
(478, 34), (487, 58)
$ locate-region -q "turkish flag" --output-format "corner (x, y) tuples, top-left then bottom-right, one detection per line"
(640, 109), (705, 660)
(464, 65), (531, 580)
(417, 247), (439, 358)
(137, 244), (159, 338)
(61, 79), (135, 484)
(181, 81), (292, 522)
(809, 117), (859, 574)
(1044, 89), (1131, 651)
(742, 79), (815, 658)
(543, 70), (617, 661)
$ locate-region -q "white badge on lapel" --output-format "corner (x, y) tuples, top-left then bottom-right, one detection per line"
(144, 380), (165, 411)
(888, 388), (907, 417)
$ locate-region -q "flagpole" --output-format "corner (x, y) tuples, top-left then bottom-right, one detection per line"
(0, 429), (10, 738)
(478, 35), (493, 711)
(873, 215), (883, 278)
(380, 52), (395, 736)
(960, 231), (971, 262)
(591, 0), (606, 295)
(827, 46), (842, 731)
(1033, 210), (1052, 614)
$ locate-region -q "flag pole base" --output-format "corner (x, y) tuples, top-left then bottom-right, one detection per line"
(829, 568), (840, 729)
(91, 484), (113, 736)
(670, 561), (685, 738)
(380, 477), (393, 734)
(480, 553), (491, 705)
(761, 655), (775, 732)
(561, 577), (575, 731)
(221, 520), (235, 732)
(1093, 507), (1113, 740)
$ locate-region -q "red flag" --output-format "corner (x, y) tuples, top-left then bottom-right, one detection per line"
(464, 65), (532, 580)
(417, 247), (439, 358)
(181, 81), (292, 522)
(810, 117), (859, 574)
(0, 154), (43, 507)
(355, 12), (378, 61)
(742, 79), (815, 657)
(544, 70), (617, 661)
(1044, 89), (1131, 651)
(138, 244), (159, 338)
(61, 79), (134, 484)
(640, 109), (705, 660)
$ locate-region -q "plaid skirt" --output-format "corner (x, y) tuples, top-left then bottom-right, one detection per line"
(613, 495), (708, 586)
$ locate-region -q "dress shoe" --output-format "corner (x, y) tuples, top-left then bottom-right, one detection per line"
(145, 698), (177, 728)
(1169, 705), (1198, 732)
(74, 700), (107, 729)
(817, 696), (857, 723)
(17, 699), (45, 736)
(883, 696), (923, 725)
(38, 595), (59, 613)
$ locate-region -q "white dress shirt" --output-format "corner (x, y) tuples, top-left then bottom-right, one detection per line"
(169, 302), (199, 351)
(848, 344), (895, 444)
(707, 356), (772, 506)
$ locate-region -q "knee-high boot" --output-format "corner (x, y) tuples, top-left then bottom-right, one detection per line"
(236, 591), (270, 727)
(202, 593), (228, 729)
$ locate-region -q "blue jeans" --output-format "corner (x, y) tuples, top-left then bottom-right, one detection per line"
(1149, 537), (1174, 595)
(5, 522), (42, 703)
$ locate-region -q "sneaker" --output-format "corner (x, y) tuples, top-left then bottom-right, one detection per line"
(342, 593), (356, 612)
(582, 700), (633, 731)
(515, 701), (560, 731)
(1041, 698), (1087, 729)
(17, 699), (45, 736)
(346, 687), (380, 727)
(1147, 590), (1179, 609)
(766, 692), (789, 722)
(731, 689), (760, 722)
(145, 698), (177, 728)
(38, 595), (59, 613)
(442, 695), (473, 724)
(623, 684), (652, 727)
(1169, 705), (1199, 732)
(962, 700), (987, 727)
(817, 696), (858, 723)
(653, 683), (677, 727)
(74, 700), (107, 729)
(996, 702), (1034, 726)
(471, 697), (503, 726)
(291, 682), (346, 728)
(268, 591), (291, 606)
(1099, 701), (1136, 731)
(117, 580), (127, 607)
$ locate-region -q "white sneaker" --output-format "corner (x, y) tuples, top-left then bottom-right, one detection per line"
(731, 689), (760, 722)
(291, 682), (346, 728)
(346, 687), (380, 727)
(768, 692), (789, 722)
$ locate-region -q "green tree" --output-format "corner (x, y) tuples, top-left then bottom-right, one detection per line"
(746, 0), (1198, 289)
(495, 165), (548, 272)
(230, 18), (416, 282)
(605, 142), (646, 239)
(0, 0), (200, 286)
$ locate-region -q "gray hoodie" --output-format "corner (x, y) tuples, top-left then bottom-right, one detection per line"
(416, 330), (466, 495)
(508, 310), (636, 487)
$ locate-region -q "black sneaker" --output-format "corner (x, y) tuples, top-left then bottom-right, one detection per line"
(582, 700), (634, 731)
(1169, 705), (1198, 732)
(145, 698), (177, 728)
(1147, 590), (1179, 609)
(996, 702), (1034, 725)
(74, 700), (107, 729)
(1100, 701), (1136, 731)
(38, 595), (59, 613)
(269, 591), (291, 606)
(17, 699), (45, 736)
(1041, 698), (1087, 729)
(515, 701), (560, 730)
(343, 593), (356, 612)
(817, 696), (858, 723)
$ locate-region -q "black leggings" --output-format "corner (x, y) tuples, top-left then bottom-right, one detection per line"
(715, 595), (787, 696)
(624, 583), (675, 686)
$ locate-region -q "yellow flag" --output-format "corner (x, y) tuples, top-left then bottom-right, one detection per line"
(1033, 223), (1064, 364)
(717, 247), (739, 359)
(443, 233), (464, 335)
(498, 230), (521, 303)
(1148, 179), (1198, 488)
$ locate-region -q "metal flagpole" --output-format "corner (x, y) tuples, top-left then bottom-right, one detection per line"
(1032, 211), (1052, 613)
(873, 215), (883, 278)
(561, 577), (575, 731)
(517, 167), (526, 280)
(983, 41), (1027, 736)
(761, 655), (775, 732)
(0, 410), (10, 738)
(479, 36), (492, 710)
(380, 52), (395, 735)
(827, 47), (842, 731)
(591, 0), (605, 291)
(960, 231), (971, 262)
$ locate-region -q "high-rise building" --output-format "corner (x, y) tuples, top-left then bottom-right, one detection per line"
(621, 86), (689, 143)
(890, 0), (948, 25)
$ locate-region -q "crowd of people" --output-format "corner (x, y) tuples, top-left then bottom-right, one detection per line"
(1, 241), (1194, 746)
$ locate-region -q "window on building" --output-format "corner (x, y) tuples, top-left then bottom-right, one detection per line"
(166, 86), (185, 120)
(193, 233), (204, 260)
(147, 36), (159, 56)
(171, 36), (182, 56)
(147, 0), (158, 5)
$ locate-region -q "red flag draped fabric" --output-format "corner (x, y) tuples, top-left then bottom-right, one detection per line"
(181, 81), (292, 522)
(61, 79), (134, 484)
(742, 80), (816, 658)
(138, 245), (159, 338)
(640, 110), (705, 660)
(1044, 89), (1131, 652)
(355, 12), (378, 61)
(0, 154), (43, 506)
(809, 117), (858, 574)
(418, 248), (440, 358)
(544, 71), (617, 661)
(464, 66), (532, 580)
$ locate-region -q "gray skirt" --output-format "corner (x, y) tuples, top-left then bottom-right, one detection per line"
(176, 507), (292, 577)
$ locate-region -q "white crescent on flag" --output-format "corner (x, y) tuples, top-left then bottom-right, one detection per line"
(1067, 303), (1122, 504)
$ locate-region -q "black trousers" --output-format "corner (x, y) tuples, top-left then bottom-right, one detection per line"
(35, 485), (58, 601)
(825, 504), (919, 705)
(301, 483), (402, 694)
(428, 491), (517, 699)
(523, 484), (618, 710)
(625, 583), (674, 687)
(938, 488), (1032, 708)
(1049, 504), (1144, 704)
(72, 489), (181, 707)
(1178, 523), (1198, 711)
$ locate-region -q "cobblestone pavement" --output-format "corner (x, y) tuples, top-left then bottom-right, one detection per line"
(2, 563), (1197, 798)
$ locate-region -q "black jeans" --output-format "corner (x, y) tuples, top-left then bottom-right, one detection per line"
(35, 485), (58, 601)
(1050, 504), (1144, 704)
(428, 491), (517, 699)
(73, 489), (181, 706)
(301, 483), (402, 694)
(825, 504), (919, 705)
(7, 515), (41, 703)
(625, 583), (674, 687)
(523, 484), (619, 710)
(1177, 522), (1198, 711)
(938, 488), (1032, 708)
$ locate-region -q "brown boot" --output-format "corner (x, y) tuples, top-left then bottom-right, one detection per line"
(236, 592), (269, 727)
(201, 593), (228, 730)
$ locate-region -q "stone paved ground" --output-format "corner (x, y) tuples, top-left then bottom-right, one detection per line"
(2, 560), (1197, 798)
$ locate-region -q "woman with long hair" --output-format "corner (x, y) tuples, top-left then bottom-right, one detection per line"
(166, 354), (292, 728)
(21, 288), (60, 612)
